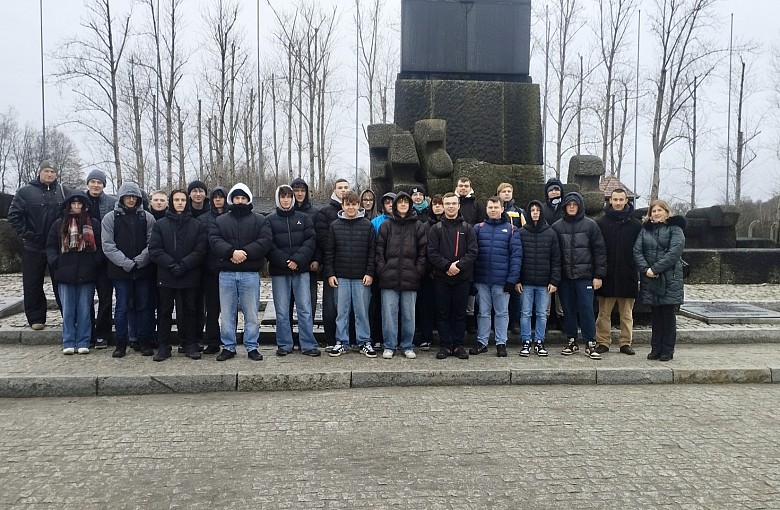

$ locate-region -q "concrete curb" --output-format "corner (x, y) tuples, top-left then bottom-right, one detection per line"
(0, 366), (777, 398)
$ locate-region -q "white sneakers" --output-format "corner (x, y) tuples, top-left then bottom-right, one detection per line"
(381, 349), (417, 359)
(62, 347), (75, 355)
(77, 348), (90, 355)
(403, 350), (417, 359)
(382, 349), (394, 359)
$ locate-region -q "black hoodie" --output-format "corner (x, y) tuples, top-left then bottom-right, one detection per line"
(542, 177), (565, 225)
(551, 192), (607, 281)
(519, 200), (561, 287)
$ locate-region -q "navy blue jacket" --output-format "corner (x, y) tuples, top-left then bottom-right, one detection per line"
(472, 215), (521, 286)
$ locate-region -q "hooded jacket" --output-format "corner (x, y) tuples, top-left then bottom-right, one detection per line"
(313, 190), (343, 265)
(551, 192), (607, 281)
(360, 189), (378, 220)
(198, 186), (228, 274)
(519, 200), (561, 287)
(541, 177), (565, 225)
(101, 182), (156, 281)
(324, 207), (376, 280)
(596, 200), (642, 298)
(371, 192), (396, 233)
(375, 192), (428, 290)
(148, 191), (208, 288)
(266, 186), (316, 276)
(8, 176), (70, 251)
(472, 213), (521, 286)
(291, 178), (319, 222)
(45, 191), (103, 285)
(634, 215), (686, 306)
(457, 191), (486, 226)
(209, 183), (273, 272)
(427, 213), (478, 283)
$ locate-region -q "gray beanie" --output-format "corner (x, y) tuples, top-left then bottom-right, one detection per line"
(86, 169), (107, 186)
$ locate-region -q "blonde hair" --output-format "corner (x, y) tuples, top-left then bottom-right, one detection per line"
(496, 182), (512, 194)
(643, 199), (671, 223)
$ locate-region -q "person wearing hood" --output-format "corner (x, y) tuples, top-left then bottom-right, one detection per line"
(360, 189), (378, 220)
(371, 192), (396, 233)
(542, 178), (565, 225)
(324, 190), (377, 357)
(367, 191), (396, 350)
(415, 193), (445, 351)
(518, 200), (561, 357)
(409, 185), (429, 222)
(149, 190), (169, 221)
(46, 191), (103, 354)
(187, 180), (210, 219)
(83, 169), (116, 350)
(289, 177), (320, 348)
(633, 199), (686, 362)
(313, 178), (351, 348)
(375, 192), (427, 359)
(148, 189), (208, 361)
(8, 160), (72, 330)
(197, 186), (228, 354)
(266, 185), (320, 357)
(595, 189), (642, 356)
(427, 192), (478, 360)
(209, 183), (273, 361)
(101, 182), (157, 358)
(470, 196), (521, 358)
(551, 191), (607, 360)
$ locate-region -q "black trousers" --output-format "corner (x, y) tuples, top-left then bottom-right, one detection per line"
(434, 279), (470, 349)
(21, 248), (59, 325)
(203, 271), (221, 347)
(650, 304), (677, 356)
(91, 268), (113, 340)
(157, 287), (197, 350)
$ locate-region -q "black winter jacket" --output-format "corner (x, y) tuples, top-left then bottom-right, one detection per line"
(45, 192), (103, 285)
(210, 204), (273, 272)
(266, 205), (316, 277)
(149, 210), (208, 288)
(596, 203), (642, 298)
(519, 200), (561, 287)
(101, 182), (156, 281)
(324, 210), (376, 280)
(427, 215), (478, 283)
(8, 178), (70, 251)
(551, 193), (607, 281)
(198, 206), (226, 274)
(375, 194), (427, 291)
(314, 197), (341, 264)
(634, 215), (686, 306)
(458, 193), (486, 226)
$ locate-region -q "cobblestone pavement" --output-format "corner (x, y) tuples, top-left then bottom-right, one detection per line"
(0, 385), (778, 509)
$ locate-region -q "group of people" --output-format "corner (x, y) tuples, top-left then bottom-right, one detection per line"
(7, 161), (686, 364)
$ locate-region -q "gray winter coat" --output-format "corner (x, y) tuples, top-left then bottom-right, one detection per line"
(633, 215), (686, 306)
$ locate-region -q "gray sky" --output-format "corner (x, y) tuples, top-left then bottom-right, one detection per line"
(1, 0), (778, 206)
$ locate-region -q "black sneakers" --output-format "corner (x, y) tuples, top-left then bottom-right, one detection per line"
(469, 344), (488, 355)
(534, 342), (548, 356)
(111, 348), (126, 358)
(247, 349), (263, 361)
(436, 348), (450, 360)
(519, 342), (531, 357)
(153, 347), (172, 362)
(561, 339), (579, 356)
(452, 346), (469, 359)
(585, 341), (602, 360)
(496, 344), (507, 357)
(216, 349), (236, 361)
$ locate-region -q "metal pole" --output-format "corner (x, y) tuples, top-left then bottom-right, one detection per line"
(257, 0), (262, 196)
(355, 0), (360, 189)
(39, 0), (46, 157)
(633, 9), (640, 202)
(725, 13), (733, 205)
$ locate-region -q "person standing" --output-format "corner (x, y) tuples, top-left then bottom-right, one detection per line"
(369, 191), (396, 350)
(46, 191), (103, 355)
(148, 189), (208, 361)
(266, 185), (321, 357)
(360, 189), (378, 220)
(291, 177), (320, 349)
(409, 185), (430, 222)
(496, 182), (524, 335)
(187, 180), (210, 219)
(427, 192), (478, 360)
(551, 192), (607, 360)
(542, 178), (565, 225)
(375, 192), (427, 359)
(470, 196), (521, 358)
(83, 169), (116, 349)
(454, 176), (485, 334)
(198, 187), (228, 354)
(101, 182), (157, 358)
(209, 183), (273, 361)
(149, 191), (169, 220)
(595, 189), (642, 356)
(416, 194), (445, 350)
(633, 199), (686, 362)
(8, 160), (70, 330)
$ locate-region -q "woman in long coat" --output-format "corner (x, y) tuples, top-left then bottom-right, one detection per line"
(633, 199), (686, 361)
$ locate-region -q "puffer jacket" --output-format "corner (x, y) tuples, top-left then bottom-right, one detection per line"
(633, 215), (686, 306)
(266, 186), (316, 276)
(209, 183), (273, 272)
(148, 200), (208, 288)
(458, 192), (486, 226)
(551, 192), (607, 281)
(472, 215), (521, 286)
(596, 201), (642, 298)
(45, 191), (103, 285)
(313, 194), (342, 264)
(427, 214), (478, 283)
(375, 193), (427, 291)
(291, 177), (319, 224)
(101, 182), (156, 281)
(8, 177), (70, 251)
(519, 200), (561, 287)
(325, 208), (376, 280)
(198, 187), (228, 274)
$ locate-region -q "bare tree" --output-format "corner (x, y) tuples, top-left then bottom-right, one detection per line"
(0, 108), (18, 193)
(54, 0), (131, 184)
(732, 59), (761, 206)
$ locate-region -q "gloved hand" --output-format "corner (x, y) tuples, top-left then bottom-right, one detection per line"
(169, 262), (184, 277)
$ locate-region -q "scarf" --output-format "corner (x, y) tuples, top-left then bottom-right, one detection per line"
(62, 217), (96, 253)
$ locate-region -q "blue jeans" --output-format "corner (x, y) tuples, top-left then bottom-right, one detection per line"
(335, 278), (371, 346)
(520, 285), (551, 342)
(272, 273), (318, 353)
(219, 272), (260, 352)
(113, 278), (154, 349)
(558, 279), (596, 342)
(381, 289), (416, 352)
(59, 282), (95, 349)
(475, 283), (510, 346)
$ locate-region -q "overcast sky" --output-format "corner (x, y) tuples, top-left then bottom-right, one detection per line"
(1, 0), (778, 207)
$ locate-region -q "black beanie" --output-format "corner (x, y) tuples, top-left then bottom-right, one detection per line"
(187, 180), (208, 194)
(408, 185), (426, 196)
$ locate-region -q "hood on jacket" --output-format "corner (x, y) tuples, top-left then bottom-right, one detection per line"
(545, 177), (564, 195)
(210, 186), (228, 201)
(167, 189), (191, 214)
(561, 192), (585, 221)
(379, 192), (396, 215)
(116, 182), (143, 211)
(61, 190), (92, 214)
(275, 185), (295, 211)
(291, 177), (311, 209)
(337, 208), (366, 220)
(227, 183), (253, 204)
(523, 199), (546, 228)
(391, 192), (416, 220)
(360, 189), (377, 216)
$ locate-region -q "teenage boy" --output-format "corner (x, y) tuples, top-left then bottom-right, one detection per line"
(209, 183), (273, 361)
(496, 182), (524, 334)
(370, 191), (396, 349)
(149, 190), (169, 220)
(595, 188), (642, 356)
(187, 180), (210, 219)
(198, 187), (228, 354)
(375, 192), (427, 359)
(542, 177), (565, 329)
(471, 196), (521, 357)
(148, 189), (207, 361)
(551, 192), (607, 360)
(427, 192), (478, 360)
(417, 194), (445, 350)
(101, 182), (157, 358)
(409, 185), (429, 222)
(266, 185), (320, 357)
(325, 190), (377, 358)
(518, 200), (561, 357)
(454, 176), (484, 334)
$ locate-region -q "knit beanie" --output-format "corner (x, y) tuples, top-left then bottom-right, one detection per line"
(86, 169), (107, 186)
(187, 180), (208, 194)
